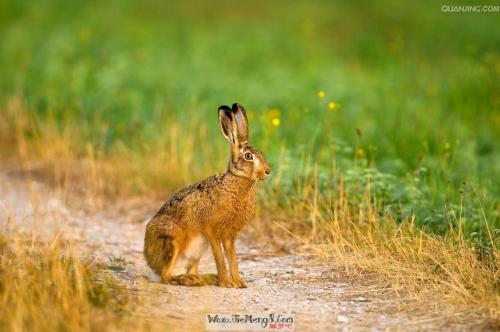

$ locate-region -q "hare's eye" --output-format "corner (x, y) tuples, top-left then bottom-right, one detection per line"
(244, 152), (253, 161)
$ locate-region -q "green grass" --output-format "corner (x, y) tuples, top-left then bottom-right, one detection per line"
(0, 0), (498, 246)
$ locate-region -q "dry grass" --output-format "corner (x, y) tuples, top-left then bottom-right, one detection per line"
(0, 230), (146, 331)
(271, 175), (499, 326)
(1, 96), (222, 200)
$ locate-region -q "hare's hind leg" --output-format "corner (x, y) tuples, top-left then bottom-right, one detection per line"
(170, 260), (217, 286)
(160, 239), (180, 283)
(168, 259), (204, 286)
(170, 259), (207, 287)
(170, 273), (204, 286)
(144, 224), (176, 279)
(187, 259), (199, 275)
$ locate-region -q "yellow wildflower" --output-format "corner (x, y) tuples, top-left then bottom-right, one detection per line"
(318, 91), (325, 98)
(328, 102), (336, 110)
(356, 148), (365, 157)
(272, 118), (281, 126)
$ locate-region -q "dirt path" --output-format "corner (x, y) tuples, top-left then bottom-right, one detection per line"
(0, 170), (485, 331)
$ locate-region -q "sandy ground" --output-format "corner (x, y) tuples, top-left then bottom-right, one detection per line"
(0, 170), (491, 331)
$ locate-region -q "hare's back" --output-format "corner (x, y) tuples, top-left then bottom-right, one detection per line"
(153, 173), (226, 219)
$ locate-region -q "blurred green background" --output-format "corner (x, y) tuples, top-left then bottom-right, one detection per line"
(0, 0), (498, 243)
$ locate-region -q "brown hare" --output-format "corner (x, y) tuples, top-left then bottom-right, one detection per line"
(144, 103), (271, 288)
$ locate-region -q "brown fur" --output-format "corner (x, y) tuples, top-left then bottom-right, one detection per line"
(144, 103), (271, 288)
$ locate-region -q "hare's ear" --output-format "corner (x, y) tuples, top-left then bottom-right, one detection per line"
(231, 103), (249, 147)
(218, 105), (235, 144)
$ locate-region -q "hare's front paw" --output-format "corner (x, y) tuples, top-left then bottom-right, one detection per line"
(217, 278), (247, 288)
(233, 278), (247, 288)
(217, 278), (237, 288)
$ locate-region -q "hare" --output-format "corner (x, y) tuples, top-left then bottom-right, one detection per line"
(144, 103), (271, 288)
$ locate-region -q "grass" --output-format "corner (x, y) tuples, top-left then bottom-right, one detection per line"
(0, 0), (499, 329)
(0, 231), (140, 331)
(280, 183), (499, 319)
(1, 0), (497, 240)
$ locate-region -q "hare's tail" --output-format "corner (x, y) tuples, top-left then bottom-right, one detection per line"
(144, 225), (172, 275)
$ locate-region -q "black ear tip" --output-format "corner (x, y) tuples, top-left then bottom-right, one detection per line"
(218, 105), (231, 117)
(232, 103), (246, 112)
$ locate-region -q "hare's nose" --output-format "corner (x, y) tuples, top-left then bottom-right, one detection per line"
(265, 168), (271, 175)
